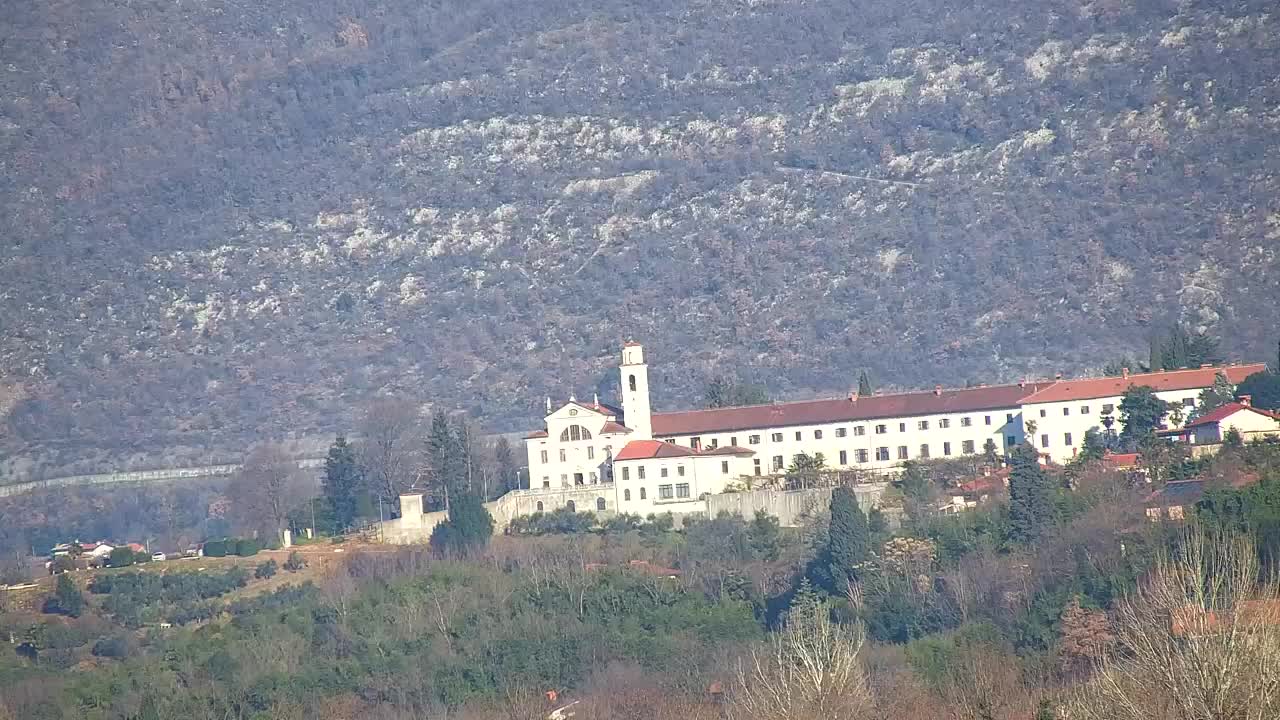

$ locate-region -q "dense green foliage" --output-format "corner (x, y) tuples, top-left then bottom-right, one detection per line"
(1119, 386), (1171, 444)
(428, 492), (495, 554)
(42, 575), (84, 618)
(322, 437), (361, 531)
(817, 487), (871, 592)
(1007, 443), (1056, 543)
(704, 377), (770, 409)
(1237, 371), (1280, 412)
(87, 568), (250, 627)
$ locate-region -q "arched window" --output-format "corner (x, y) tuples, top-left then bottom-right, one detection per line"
(535, 501), (544, 512)
(566, 500), (577, 512)
(596, 497), (606, 511)
(624, 489), (631, 501)
(559, 424), (593, 442)
(639, 488), (647, 500)
(629, 374), (637, 392)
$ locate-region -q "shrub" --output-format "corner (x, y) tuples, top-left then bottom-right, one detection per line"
(234, 539), (261, 557)
(283, 551), (307, 572)
(42, 574), (84, 618)
(255, 559), (278, 579)
(134, 551), (151, 564)
(107, 547), (136, 568)
(202, 540), (227, 558)
(91, 634), (133, 658)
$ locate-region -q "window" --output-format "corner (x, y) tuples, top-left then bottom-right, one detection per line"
(795, 431), (803, 441)
(536, 501), (544, 512)
(814, 429), (824, 440)
(1064, 433), (1073, 446)
(899, 422), (907, 432)
(1063, 407), (1070, 416)
(560, 425), (593, 442)
(875, 424), (888, 434)
(587, 446), (595, 460)
(622, 467), (630, 481)
(566, 500), (576, 512)
(961, 417), (972, 427)
(596, 497), (606, 511)
(1102, 403), (1115, 414)
(638, 467), (646, 480)
(722, 461), (730, 474)
(1039, 409), (1047, 418)
(855, 449), (869, 463)
(1041, 434), (1050, 448)
(660, 467), (669, 478)
(854, 426), (866, 436)
(1081, 405), (1090, 414)
(731, 436), (739, 446)
(919, 444), (930, 459)
(839, 450), (848, 465)
(939, 418), (950, 429)
(753, 459), (762, 475)
(561, 473), (568, 484)
(835, 428), (847, 438)
(542, 478), (550, 489)
(574, 473), (584, 485)
(640, 487), (646, 500)
(589, 472), (597, 483)
(943, 442), (952, 456)
(1169, 505), (1185, 520)
(676, 483), (690, 499)
(876, 447), (890, 461)
(623, 489), (631, 501)
(677, 465), (685, 477)
(962, 440), (975, 454)
(749, 435), (761, 445)
(918, 420), (929, 430)
(559, 449), (566, 462)
(772, 455), (784, 471)
(983, 415), (992, 426)
(629, 374), (637, 392)
(897, 446), (909, 460)
(771, 432), (784, 442)
(540, 449), (548, 463)
(690, 436), (701, 450)
(709, 438), (718, 448)
(1183, 397), (1196, 407)
(659, 485), (674, 500)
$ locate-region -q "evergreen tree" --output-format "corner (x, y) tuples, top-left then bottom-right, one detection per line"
(858, 370), (873, 397)
(818, 486), (871, 592)
(45, 574), (84, 617)
(704, 377), (770, 408)
(427, 413), (466, 505)
(1119, 386), (1171, 445)
(1237, 371), (1280, 411)
(1007, 443), (1055, 544)
(323, 436), (361, 531)
(1148, 336), (1163, 372)
(429, 491), (494, 555)
(982, 438), (1000, 465)
(1195, 371), (1236, 418)
(1079, 429), (1108, 462)
(494, 437), (518, 492)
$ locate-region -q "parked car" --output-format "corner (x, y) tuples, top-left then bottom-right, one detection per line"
(151, 552), (167, 562)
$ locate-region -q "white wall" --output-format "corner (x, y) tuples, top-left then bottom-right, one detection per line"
(614, 453), (753, 517)
(1025, 388), (1202, 463)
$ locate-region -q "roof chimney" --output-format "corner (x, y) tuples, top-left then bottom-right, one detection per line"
(1055, 372), (1063, 381)
(848, 391), (858, 403)
(593, 392), (599, 406)
(546, 397), (552, 414)
(1200, 363), (1212, 368)
(934, 384), (942, 396)
(1241, 395), (1252, 407)
(1122, 367), (1129, 379)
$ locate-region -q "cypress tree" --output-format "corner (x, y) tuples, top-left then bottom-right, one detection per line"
(821, 486), (870, 592)
(429, 491), (494, 555)
(858, 370), (873, 397)
(1008, 443), (1055, 544)
(322, 436), (361, 531)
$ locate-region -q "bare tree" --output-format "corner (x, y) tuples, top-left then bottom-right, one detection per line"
(730, 593), (871, 719)
(358, 397), (423, 503)
(229, 443), (304, 537)
(1070, 531), (1280, 720)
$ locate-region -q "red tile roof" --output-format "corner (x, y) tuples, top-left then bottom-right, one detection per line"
(1185, 402), (1280, 428)
(1102, 452), (1141, 469)
(613, 439), (700, 461)
(600, 421), (632, 434)
(701, 445), (755, 456)
(1020, 364), (1266, 405)
(650, 383), (1051, 436)
(525, 430), (548, 439)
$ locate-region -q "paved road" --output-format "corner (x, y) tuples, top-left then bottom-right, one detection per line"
(0, 458), (326, 498)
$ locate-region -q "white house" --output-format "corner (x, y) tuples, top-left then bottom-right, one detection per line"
(1173, 396), (1280, 445)
(1018, 364), (1266, 463)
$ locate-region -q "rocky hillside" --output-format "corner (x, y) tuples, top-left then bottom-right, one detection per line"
(2, 0), (1278, 480)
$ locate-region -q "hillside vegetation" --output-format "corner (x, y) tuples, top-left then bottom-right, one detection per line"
(2, 0), (1278, 478)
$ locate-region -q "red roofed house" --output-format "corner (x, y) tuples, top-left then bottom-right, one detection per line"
(1171, 396), (1280, 446)
(1017, 364), (1267, 464)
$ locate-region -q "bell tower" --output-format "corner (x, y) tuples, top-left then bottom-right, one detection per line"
(620, 342), (653, 438)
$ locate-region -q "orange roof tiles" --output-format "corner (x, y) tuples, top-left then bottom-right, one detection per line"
(1020, 364), (1266, 405)
(613, 439), (700, 461)
(650, 382), (1052, 436)
(1185, 401), (1280, 428)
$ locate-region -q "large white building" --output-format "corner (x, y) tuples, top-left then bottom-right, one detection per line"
(522, 343), (1266, 518)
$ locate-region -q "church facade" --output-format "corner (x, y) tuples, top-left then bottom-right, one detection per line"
(522, 342), (1266, 518)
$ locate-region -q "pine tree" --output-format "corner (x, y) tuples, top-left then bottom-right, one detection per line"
(494, 437), (518, 492)
(857, 370), (873, 397)
(1007, 442), (1055, 544)
(322, 436), (361, 531)
(1148, 336), (1163, 372)
(47, 574), (84, 617)
(820, 486), (871, 592)
(429, 491), (494, 555)
(427, 413), (466, 506)
(1119, 386), (1171, 444)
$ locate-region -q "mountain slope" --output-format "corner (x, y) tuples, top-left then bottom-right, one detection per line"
(2, 0), (1278, 479)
